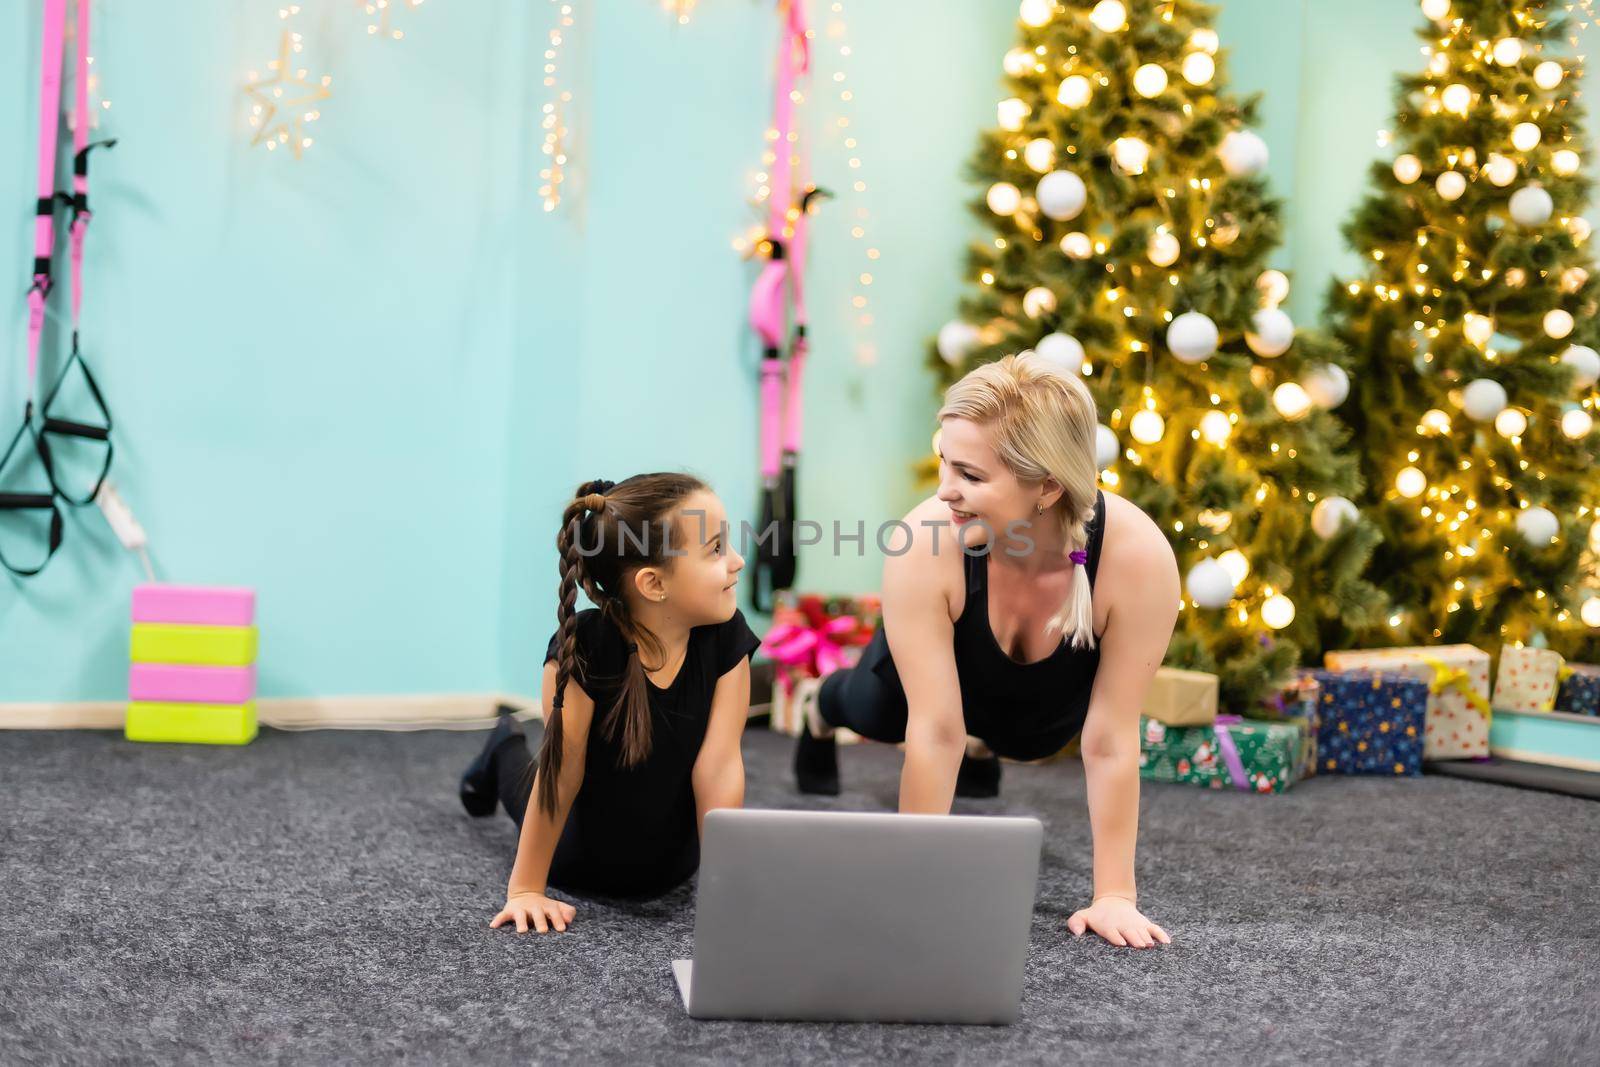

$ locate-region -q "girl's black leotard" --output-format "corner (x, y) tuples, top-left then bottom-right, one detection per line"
(495, 607), (760, 899)
(819, 489), (1106, 760)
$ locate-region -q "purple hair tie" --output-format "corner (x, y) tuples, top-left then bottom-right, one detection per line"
(1070, 550), (1088, 565)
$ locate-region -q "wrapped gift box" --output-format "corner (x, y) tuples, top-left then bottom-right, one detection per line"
(1256, 669), (1322, 780)
(1554, 663), (1600, 717)
(1138, 715), (1303, 794)
(1310, 669), (1427, 776)
(763, 593), (877, 746)
(1323, 645), (1490, 760)
(1492, 645), (1565, 713)
(1140, 666), (1219, 727)
(769, 674), (862, 745)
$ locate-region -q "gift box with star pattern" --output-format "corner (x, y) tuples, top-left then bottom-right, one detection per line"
(1137, 715), (1304, 794)
(1323, 645), (1490, 760)
(1309, 669), (1428, 776)
(1553, 663), (1600, 717)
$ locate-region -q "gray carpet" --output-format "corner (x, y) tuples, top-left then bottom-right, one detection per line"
(2, 724), (1597, 1066)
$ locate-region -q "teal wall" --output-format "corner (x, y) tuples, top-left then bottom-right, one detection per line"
(4, 1), (1598, 702)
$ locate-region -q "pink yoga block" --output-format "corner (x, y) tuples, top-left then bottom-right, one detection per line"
(131, 584), (256, 627)
(128, 663), (257, 705)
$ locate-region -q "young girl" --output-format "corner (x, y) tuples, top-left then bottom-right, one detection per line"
(458, 473), (760, 934)
(795, 355), (1178, 949)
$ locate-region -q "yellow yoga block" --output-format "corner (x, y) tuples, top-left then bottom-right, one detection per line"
(125, 702), (258, 745)
(130, 623), (257, 666)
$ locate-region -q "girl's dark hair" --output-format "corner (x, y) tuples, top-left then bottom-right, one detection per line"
(534, 472), (708, 815)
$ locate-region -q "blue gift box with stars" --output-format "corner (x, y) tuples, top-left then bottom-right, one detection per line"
(1310, 669), (1428, 776)
(1554, 664), (1600, 717)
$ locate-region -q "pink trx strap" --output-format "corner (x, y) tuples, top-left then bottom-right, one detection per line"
(749, 0), (824, 611)
(2, 0), (116, 577)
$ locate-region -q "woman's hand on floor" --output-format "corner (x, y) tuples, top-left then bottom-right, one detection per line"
(491, 892), (576, 935)
(1067, 896), (1170, 948)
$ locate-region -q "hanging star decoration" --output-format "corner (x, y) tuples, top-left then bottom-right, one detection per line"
(362, 0), (427, 41)
(244, 8), (331, 160)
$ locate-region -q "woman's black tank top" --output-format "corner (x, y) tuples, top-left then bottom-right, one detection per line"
(866, 489), (1107, 761)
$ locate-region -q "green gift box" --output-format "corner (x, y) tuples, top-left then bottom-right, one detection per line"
(1138, 714), (1303, 794)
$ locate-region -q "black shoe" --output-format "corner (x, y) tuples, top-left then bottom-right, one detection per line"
(955, 750), (1001, 799)
(793, 720), (840, 796)
(460, 712), (522, 817)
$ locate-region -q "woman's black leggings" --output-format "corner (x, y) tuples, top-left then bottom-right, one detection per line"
(817, 664), (912, 743)
(490, 736), (697, 899)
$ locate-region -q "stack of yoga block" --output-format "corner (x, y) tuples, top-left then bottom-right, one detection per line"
(126, 585), (259, 745)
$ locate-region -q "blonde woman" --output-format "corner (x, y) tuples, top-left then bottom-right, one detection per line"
(796, 355), (1179, 949)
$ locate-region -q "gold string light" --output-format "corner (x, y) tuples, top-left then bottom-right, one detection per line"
(663, 0), (698, 24)
(63, 0), (110, 130)
(823, 0), (879, 365)
(538, 1), (575, 212)
(361, 0), (426, 41)
(244, 7), (332, 160)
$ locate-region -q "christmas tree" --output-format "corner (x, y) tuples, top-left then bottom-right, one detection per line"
(1326, 0), (1600, 659)
(928, 0), (1385, 709)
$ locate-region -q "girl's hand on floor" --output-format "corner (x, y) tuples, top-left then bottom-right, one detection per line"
(1067, 896), (1171, 949)
(491, 892), (576, 935)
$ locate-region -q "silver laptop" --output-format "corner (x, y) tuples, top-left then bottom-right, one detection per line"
(672, 808), (1043, 1024)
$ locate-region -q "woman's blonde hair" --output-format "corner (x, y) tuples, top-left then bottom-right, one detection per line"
(938, 353), (1101, 650)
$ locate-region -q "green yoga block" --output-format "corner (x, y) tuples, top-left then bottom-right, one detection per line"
(130, 623), (257, 666)
(125, 702), (258, 745)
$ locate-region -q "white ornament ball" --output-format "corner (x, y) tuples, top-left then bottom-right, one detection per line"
(1584, 598), (1600, 628)
(1494, 38), (1525, 67)
(1510, 185), (1554, 226)
(1561, 344), (1600, 388)
(1257, 269), (1291, 306)
(1058, 75), (1092, 109)
(1246, 308), (1295, 357)
(1396, 466), (1427, 498)
(1535, 60), (1564, 90)
(1563, 406), (1595, 439)
(1261, 593), (1296, 630)
(1133, 63), (1168, 98)
(1089, 0), (1127, 32)
(1003, 48), (1033, 77)
(1199, 409), (1232, 445)
(1148, 229), (1180, 267)
(1303, 363), (1351, 409)
(1570, 216), (1592, 242)
(1421, 0), (1451, 21)
(1061, 231), (1093, 259)
(1512, 122), (1542, 151)
(1024, 138), (1056, 173)
(1036, 170), (1087, 220)
(1182, 52), (1215, 86)
(1035, 332), (1085, 373)
(1312, 496), (1359, 540)
(1516, 506), (1560, 547)
(1553, 149), (1581, 177)
(1219, 130), (1269, 178)
(986, 181), (1022, 216)
(1393, 154), (1423, 185)
(1495, 408), (1527, 438)
(1190, 28), (1220, 54)
(1217, 549), (1250, 585)
(1484, 154), (1518, 187)
(1166, 311), (1219, 363)
(1095, 424), (1119, 469)
(997, 97), (1030, 132)
(1273, 382), (1313, 420)
(1436, 170), (1466, 201)
(1463, 312), (1494, 347)
(1023, 286), (1057, 319)
(937, 320), (981, 364)
(1129, 409), (1165, 445)
(1185, 558), (1236, 610)
(1546, 308), (1575, 339)
(1019, 0), (1054, 27)
(1462, 377), (1509, 421)
(1112, 136), (1150, 175)
(1442, 83), (1472, 115)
